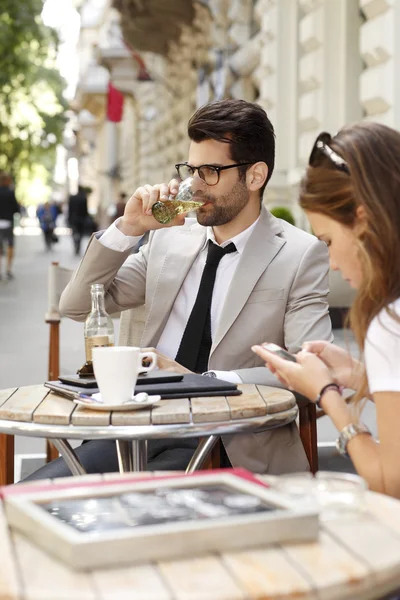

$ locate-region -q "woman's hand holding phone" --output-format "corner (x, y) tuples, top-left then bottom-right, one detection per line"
(252, 342), (334, 401)
(302, 341), (364, 391)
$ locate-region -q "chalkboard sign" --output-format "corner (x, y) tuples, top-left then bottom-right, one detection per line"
(4, 471), (319, 570)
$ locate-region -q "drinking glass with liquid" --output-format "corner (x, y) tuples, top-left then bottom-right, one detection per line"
(151, 177), (204, 224)
(78, 283), (114, 377)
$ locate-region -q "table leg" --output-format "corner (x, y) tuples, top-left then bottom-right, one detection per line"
(185, 435), (219, 473)
(116, 440), (133, 472)
(52, 439), (87, 476)
(132, 440), (147, 471)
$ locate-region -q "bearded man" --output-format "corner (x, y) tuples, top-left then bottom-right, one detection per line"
(27, 99), (332, 480)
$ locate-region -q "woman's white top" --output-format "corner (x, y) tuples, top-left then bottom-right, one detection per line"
(365, 298), (400, 393)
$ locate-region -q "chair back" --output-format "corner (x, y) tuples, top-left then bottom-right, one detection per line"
(46, 261), (74, 321)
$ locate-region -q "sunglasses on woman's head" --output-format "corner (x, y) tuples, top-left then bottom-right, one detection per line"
(309, 132), (350, 175)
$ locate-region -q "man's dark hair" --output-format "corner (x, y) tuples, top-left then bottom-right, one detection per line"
(188, 99), (275, 199)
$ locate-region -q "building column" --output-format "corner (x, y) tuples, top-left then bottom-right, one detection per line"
(298, 0), (362, 166)
(360, 0), (400, 127)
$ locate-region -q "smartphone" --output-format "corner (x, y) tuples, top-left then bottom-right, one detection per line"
(262, 343), (297, 362)
(58, 375), (98, 388)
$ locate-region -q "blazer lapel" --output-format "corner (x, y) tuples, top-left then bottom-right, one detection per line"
(142, 222), (206, 345)
(211, 208), (285, 353)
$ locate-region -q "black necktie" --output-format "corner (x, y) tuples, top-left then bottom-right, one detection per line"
(175, 240), (237, 373)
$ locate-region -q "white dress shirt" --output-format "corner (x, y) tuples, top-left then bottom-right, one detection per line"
(99, 217), (260, 382)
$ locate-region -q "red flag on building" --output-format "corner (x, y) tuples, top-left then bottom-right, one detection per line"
(107, 82), (124, 122)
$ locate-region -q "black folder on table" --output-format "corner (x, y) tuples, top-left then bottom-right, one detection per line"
(58, 370), (183, 389)
(45, 373), (241, 400)
(136, 374), (242, 398)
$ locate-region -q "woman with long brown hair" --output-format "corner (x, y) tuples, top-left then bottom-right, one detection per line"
(253, 122), (400, 497)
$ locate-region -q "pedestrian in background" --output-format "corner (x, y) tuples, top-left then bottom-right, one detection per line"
(36, 201), (58, 251)
(107, 192), (127, 225)
(0, 172), (20, 280)
(68, 185), (89, 255)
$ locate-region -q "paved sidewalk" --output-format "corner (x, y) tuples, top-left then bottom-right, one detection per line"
(0, 228), (376, 479)
(0, 228), (89, 464)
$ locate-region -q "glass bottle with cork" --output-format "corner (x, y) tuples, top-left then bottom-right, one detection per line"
(77, 283), (114, 377)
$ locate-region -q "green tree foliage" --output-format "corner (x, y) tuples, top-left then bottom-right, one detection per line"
(0, 0), (67, 188)
(270, 206), (296, 226)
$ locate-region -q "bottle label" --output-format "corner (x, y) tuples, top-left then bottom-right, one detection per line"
(85, 336), (114, 362)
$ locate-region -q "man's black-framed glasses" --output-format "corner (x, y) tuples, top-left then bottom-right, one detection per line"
(309, 132), (350, 175)
(175, 162), (254, 186)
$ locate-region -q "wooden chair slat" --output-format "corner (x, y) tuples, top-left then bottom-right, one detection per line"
(227, 384), (267, 419)
(12, 531), (98, 600)
(92, 564), (172, 599)
(157, 556), (245, 600)
(191, 396), (231, 423)
(33, 392), (76, 425)
(0, 504), (21, 600)
(151, 399), (191, 425)
(256, 385), (296, 413)
(0, 434), (14, 486)
(222, 547), (314, 598)
(0, 386), (49, 422)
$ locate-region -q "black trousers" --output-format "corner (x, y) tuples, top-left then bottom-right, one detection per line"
(22, 438), (231, 482)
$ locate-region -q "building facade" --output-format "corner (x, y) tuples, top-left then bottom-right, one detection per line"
(72, 0), (399, 227)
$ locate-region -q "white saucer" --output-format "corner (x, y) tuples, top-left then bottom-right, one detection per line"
(73, 393), (161, 411)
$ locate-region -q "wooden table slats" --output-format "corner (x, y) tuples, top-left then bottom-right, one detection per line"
(0, 504), (21, 600)
(0, 388), (17, 408)
(111, 406), (152, 426)
(283, 530), (370, 598)
(151, 398), (191, 425)
(323, 516), (400, 577)
(190, 396), (231, 423)
(226, 384), (268, 420)
(0, 385), (297, 428)
(91, 564), (173, 600)
(0, 386), (49, 422)
(12, 531), (97, 600)
(157, 556), (246, 600)
(33, 392), (76, 425)
(2, 473), (400, 599)
(71, 405), (111, 427)
(222, 547), (314, 598)
(256, 385), (296, 414)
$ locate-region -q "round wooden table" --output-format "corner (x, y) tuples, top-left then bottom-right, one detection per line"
(0, 384), (297, 477)
(1, 471), (400, 600)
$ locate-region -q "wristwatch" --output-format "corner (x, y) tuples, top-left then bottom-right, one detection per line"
(336, 423), (372, 456)
(202, 371), (217, 378)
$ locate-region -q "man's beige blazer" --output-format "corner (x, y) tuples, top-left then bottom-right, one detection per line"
(60, 206), (332, 473)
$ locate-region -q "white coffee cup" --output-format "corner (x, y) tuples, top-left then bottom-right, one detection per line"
(92, 346), (157, 405)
